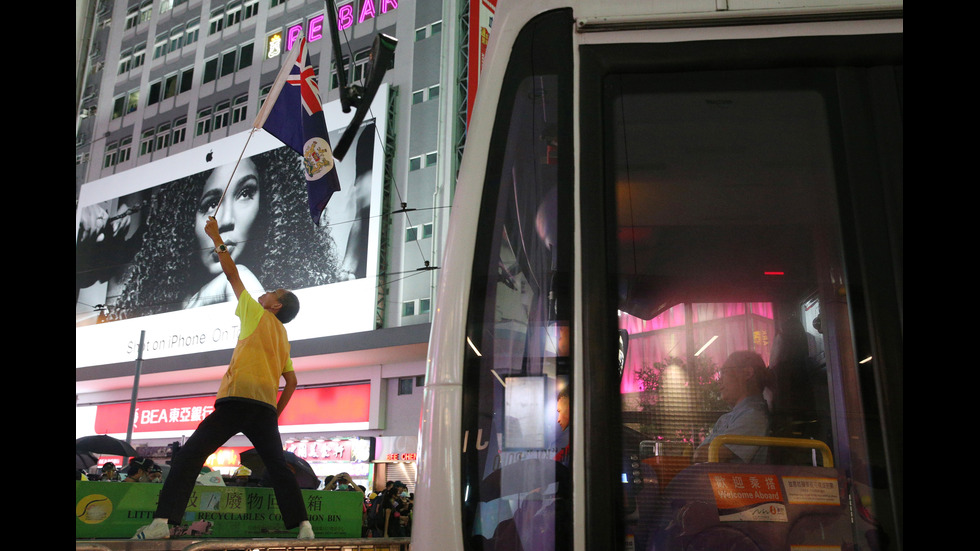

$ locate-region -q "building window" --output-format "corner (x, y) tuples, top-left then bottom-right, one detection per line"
(196, 107), (212, 136)
(352, 50), (370, 82)
(103, 142), (118, 168)
(164, 73), (179, 99)
(226, 1), (243, 27)
(209, 7), (224, 34)
(155, 122), (172, 150)
(238, 42), (254, 70)
(185, 18), (200, 48)
(232, 94), (248, 124)
(213, 101), (231, 131)
(117, 48), (132, 75)
(132, 43), (146, 69)
(125, 6), (139, 30)
(139, 1), (152, 24)
(406, 223), (434, 241)
(147, 79), (162, 105)
(172, 117), (187, 145)
(179, 66), (194, 94)
(139, 129), (155, 156)
(398, 377), (414, 395)
(412, 84), (440, 105)
(169, 25), (184, 52)
(220, 49), (237, 77)
(401, 298), (431, 318)
(244, 0), (259, 20)
(153, 32), (168, 59)
(111, 95), (125, 119)
(258, 83), (272, 109)
(329, 56), (350, 89)
(409, 152), (437, 171)
(202, 56), (218, 83)
(415, 20), (442, 41)
(118, 137), (132, 163)
(126, 90), (140, 115)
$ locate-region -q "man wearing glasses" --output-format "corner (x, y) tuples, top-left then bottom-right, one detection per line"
(693, 351), (772, 464)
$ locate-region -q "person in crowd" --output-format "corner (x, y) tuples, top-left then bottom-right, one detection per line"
(554, 386), (571, 466)
(123, 457), (156, 482)
(323, 472), (361, 491)
(370, 481), (408, 537)
(109, 147), (342, 320)
(396, 489), (414, 536)
(147, 464), (163, 483)
(693, 350), (772, 464)
(100, 462), (121, 481)
(131, 216), (314, 541)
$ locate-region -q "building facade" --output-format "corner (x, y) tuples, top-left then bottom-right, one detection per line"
(75, 0), (472, 491)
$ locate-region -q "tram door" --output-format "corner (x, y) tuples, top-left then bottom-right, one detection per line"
(453, 8), (901, 550)
(580, 33), (903, 551)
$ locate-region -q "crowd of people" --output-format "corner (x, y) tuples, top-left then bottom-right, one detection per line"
(77, 457), (162, 483)
(324, 473), (414, 538)
(79, 461), (414, 538)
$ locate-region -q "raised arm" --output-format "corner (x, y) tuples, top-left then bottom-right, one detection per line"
(204, 216), (245, 299)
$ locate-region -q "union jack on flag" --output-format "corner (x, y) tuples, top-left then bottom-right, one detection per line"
(253, 36), (341, 225)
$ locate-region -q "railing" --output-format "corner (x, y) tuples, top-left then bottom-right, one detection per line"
(185, 538), (412, 550)
(708, 435), (834, 467)
(75, 538), (411, 551)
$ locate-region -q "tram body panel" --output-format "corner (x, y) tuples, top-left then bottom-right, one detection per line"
(414, 1), (902, 550)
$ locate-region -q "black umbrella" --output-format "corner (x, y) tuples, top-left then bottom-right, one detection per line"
(76, 435), (138, 458)
(77, 451), (98, 470)
(239, 448), (320, 489)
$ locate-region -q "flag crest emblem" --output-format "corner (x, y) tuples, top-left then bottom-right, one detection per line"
(253, 36), (341, 224)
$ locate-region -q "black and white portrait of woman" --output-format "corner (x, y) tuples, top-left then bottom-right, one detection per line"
(76, 120), (379, 325)
(81, 146), (340, 322)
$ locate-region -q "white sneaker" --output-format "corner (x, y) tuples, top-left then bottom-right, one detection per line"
(132, 520), (171, 540)
(297, 520), (315, 539)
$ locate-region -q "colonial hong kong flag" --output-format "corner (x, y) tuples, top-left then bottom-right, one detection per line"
(253, 36), (340, 225)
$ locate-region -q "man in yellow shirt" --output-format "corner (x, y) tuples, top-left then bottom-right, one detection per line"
(133, 216), (314, 540)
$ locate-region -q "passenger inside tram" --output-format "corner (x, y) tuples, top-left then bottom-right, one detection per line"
(690, 350), (771, 464)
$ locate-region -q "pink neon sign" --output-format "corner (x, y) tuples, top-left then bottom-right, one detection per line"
(287, 0), (399, 50)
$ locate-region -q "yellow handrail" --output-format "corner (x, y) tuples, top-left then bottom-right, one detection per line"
(708, 435), (834, 467)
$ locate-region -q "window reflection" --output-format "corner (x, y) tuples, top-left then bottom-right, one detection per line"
(460, 12), (573, 551)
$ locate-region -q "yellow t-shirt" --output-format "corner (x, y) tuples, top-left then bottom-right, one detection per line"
(215, 290), (294, 409)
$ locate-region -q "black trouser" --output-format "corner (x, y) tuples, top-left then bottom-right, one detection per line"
(153, 399), (308, 528)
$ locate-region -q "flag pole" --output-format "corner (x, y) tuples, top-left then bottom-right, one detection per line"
(211, 128), (258, 218)
(211, 35), (303, 218)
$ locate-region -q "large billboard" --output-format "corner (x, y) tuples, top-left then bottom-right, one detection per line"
(75, 87), (388, 368)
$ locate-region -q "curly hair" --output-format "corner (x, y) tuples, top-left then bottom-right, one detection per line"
(108, 146), (341, 320)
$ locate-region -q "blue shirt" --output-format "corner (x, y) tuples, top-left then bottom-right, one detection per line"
(699, 394), (770, 463)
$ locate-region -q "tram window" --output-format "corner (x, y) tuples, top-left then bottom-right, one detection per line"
(605, 69), (882, 548)
(460, 10), (573, 551)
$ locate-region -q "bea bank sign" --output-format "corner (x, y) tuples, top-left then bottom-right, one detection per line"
(267, 0), (400, 58)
